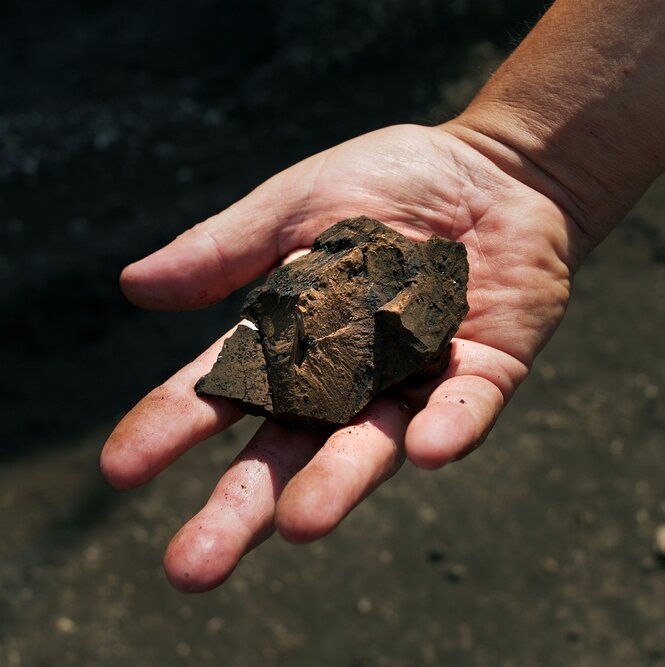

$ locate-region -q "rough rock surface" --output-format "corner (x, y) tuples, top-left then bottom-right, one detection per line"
(196, 217), (469, 427)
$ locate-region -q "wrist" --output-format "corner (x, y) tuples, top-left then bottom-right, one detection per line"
(444, 0), (665, 256)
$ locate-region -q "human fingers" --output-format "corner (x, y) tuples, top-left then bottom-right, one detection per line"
(100, 329), (243, 489)
(274, 399), (410, 544)
(164, 421), (324, 592)
(404, 339), (527, 469)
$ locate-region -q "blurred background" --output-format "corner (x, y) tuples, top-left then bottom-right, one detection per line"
(1, 1), (664, 665)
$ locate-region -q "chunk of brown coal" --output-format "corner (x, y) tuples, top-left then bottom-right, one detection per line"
(195, 216), (469, 427)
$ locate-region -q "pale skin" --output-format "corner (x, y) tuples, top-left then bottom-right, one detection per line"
(101, 0), (665, 591)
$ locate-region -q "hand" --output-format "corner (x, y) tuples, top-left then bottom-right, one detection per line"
(101, 122), (580, 591)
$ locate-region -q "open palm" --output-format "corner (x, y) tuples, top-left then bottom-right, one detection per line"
(101, 122), (579, 591)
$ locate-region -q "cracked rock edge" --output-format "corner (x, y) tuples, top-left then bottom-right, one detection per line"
(195, 216), (469, 428)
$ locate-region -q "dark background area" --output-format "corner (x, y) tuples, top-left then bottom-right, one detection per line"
(1, 1), (664, 666)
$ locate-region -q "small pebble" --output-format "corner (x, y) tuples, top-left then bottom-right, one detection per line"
(206, 617), (225, 635)
(176, 642), (191, 657)
(654, 525), (665, 560)
(55, 616), (77, 633)
(7, 648), (21, 666)
(445, 564), (467, 583)
(356, 597), (372, 614)
(378, 549), (394, 565)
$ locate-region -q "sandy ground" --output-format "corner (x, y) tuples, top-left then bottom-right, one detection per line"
(2, 2), (665, 665)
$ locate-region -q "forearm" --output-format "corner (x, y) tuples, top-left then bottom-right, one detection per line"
(448, 0), (665, 254)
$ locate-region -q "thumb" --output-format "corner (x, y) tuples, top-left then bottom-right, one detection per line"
(120, 162), (317, 311)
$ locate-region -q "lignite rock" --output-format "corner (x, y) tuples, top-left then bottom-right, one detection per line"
(196, 217), (469, 427)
